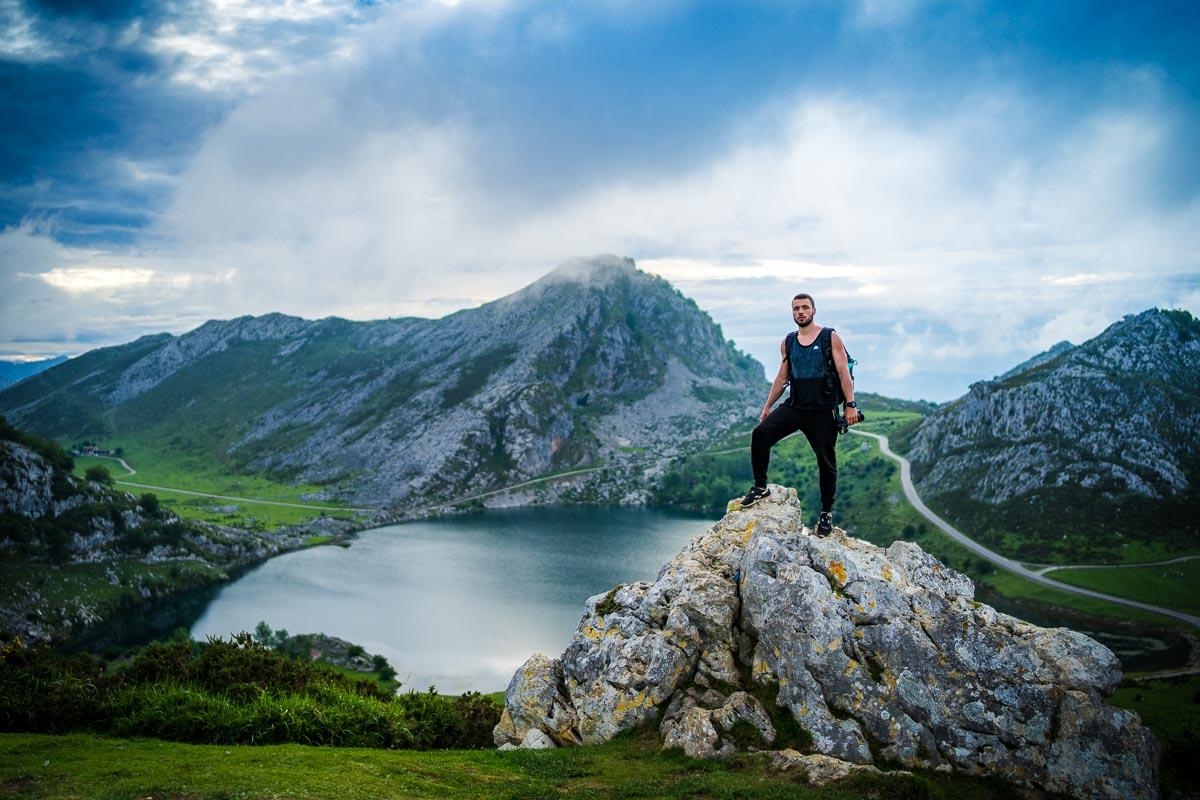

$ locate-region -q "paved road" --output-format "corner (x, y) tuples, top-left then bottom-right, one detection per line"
(1033, 554), (1200, 576)
(850, 428), (1200, 630)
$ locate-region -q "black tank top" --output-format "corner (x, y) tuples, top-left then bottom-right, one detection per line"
(786, 329), (837, 410)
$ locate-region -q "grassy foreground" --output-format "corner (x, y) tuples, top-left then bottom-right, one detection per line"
(0, 730), (1011, 800)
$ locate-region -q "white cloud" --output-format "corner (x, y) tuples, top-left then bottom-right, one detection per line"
(35, 267), (156, 293)
(145, 0), (380, 93)
(5, 22), (1198, 401)
(0, 0), (60, 61)
(1044, 272), (1136, 286)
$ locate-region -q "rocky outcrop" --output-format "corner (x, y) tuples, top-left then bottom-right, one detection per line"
(0, 440), (56, 518)
(495, 486), (1159, 799)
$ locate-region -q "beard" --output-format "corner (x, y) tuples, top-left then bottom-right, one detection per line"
(797, 317), (814, 328)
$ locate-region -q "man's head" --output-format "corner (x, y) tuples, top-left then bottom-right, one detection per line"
(792, 293), (816, 328)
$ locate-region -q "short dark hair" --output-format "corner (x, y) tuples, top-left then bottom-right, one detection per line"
(792, 293), (815, 310)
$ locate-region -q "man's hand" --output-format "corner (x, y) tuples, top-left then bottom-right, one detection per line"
(845, 407), (862, 426)
(760, 406), (772, 423)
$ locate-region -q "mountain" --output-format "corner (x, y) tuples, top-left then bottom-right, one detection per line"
(853, 391), (938, 414)
(0, 256), (766, 508)
(495, 489), (1156, 800)
(0, 356), (67, 390)
(993, 340), (1073, 382)
(893, 308), (1200, 559)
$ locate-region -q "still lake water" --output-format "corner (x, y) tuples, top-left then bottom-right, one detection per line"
(191, 507), (712, 693)
(191, 506), (1189, 693)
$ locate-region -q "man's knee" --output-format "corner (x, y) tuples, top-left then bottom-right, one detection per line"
(752, 423), (768, 446)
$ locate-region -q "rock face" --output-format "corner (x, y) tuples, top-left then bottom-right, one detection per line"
(495, 487), (1159, 800)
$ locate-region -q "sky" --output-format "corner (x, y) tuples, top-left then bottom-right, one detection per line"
(2, 0), (1198, 401)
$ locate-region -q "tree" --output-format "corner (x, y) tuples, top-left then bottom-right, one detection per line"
(85, 465), (111, 485)
(139, 493), (160, 515)
(253, 621), (274, 648)
(373, 655), (398, 682)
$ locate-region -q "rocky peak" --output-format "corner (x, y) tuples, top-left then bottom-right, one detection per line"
(541, 254), (639, 286)
(495, 487), (1158, 799)
(900, 307), (1199, 518)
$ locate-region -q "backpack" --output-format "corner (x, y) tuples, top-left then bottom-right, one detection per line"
(814, 327), (856, 403)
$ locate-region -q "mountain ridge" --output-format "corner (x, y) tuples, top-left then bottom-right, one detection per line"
(893, 307), (1200, 559)
(0, 255), (768, 508)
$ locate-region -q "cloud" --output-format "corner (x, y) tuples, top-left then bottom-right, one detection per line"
(3, 1), (1199, 400)
(1044, 272), (1136, 287)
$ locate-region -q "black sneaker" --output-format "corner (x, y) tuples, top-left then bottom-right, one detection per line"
(816, 512), (833, 537)
(738, 485), (770, 508)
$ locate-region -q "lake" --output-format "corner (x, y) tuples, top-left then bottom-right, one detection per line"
(190, 506), (1190, 694)
(191, 507), (712, 693)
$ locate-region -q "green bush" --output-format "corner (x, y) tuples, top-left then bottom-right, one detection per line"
(0, 637), (105, 732)
(139, 493), (160, 515)
(0, 633), (499, 750)
(84, 465), (112, 485)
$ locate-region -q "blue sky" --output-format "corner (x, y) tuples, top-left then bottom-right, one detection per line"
(2, 0), (1198, 400)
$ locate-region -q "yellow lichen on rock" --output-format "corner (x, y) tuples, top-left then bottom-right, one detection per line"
(613, 690), (654, 720)
(828, 560), (847, 585)
(881, 563), (893, 582)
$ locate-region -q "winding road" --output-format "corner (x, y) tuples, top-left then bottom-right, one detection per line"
(849, 429), (1200, 630)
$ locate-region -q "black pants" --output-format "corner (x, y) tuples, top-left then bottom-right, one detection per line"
(751, 404), (838, 512)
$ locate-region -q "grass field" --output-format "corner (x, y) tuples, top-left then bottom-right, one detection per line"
(1046, 560), (1200, 617)
(71, 452), (363, 531)
(1112, 675), (1200, 742)
(0, 730), (1015, 800)
(0, 559), (222, 614)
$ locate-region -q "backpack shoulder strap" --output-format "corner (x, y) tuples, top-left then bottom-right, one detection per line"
(783, 331), (796, 361)
(818, 327), (836, 371)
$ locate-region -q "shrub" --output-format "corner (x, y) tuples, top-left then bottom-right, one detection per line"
(85, 465), (112, 485)
(139, 493), (160, 515)
(0, 638), (106, 732)
(0, 633), (499, 750)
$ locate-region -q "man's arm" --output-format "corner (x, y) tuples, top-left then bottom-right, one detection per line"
(830, 332), (860, 425)
(760, 339), (789, 422)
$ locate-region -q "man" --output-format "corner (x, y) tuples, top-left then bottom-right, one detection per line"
(739, 293), (860, 536)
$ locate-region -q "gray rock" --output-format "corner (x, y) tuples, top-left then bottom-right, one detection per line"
(767, 749), (904, 786)
(519, 728), (557, 749)
(496, 485), (1159, 800)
